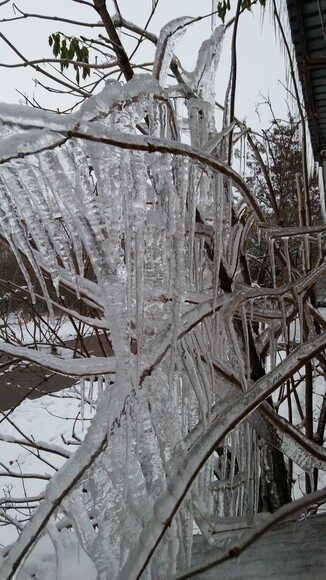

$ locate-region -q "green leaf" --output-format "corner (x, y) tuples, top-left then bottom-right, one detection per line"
(82, 65), (90, 80)
(53, 35), (60, 58)
(48, 31), (90, 83)
(241, 0), (252, 10)
(81, 46), (89, 63)
(216, 0), (267, 22)
(217, 1), (231, 23)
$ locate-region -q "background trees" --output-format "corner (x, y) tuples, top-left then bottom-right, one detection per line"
(0, 1), (325, 578)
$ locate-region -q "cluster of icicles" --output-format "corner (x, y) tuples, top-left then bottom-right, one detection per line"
(0, 79), (260, 576)
(0, 18), (296, 578)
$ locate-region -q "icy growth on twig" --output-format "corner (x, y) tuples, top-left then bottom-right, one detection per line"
(153, 16), (194, 86)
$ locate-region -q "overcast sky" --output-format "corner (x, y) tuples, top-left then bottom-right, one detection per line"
(0, 0), (290, 130)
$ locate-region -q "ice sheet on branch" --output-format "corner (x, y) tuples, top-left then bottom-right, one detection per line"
(153, 16), (194, 87)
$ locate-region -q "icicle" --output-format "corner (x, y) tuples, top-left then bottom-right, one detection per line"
(104, 375), (110, 393)
(317, 232), (323, 262)
(269, 237), (276, 287)
(96, 376), (103, 399)
(211, 0), (217, 32)
(283, 236), (291, 282)
(279, 296), (288, 346)
(225, 318), (247, 390)
(240, 304), (250, 383)
(270, 322), (277, 370)
(88, 376), (94, 406)
(186, 24), (225, 107)
(297, 292), (304, 343)
(166, 518), (179, 575)
(182, 334), (208, 426)
(304, 233), (311, 271)
(226, 223), (243, 280)
(80, 378), (85, 431)
(213, 173), (224, 302)
(191, 330), (212, 423)
(187, 168), (197, 288)
(187, 98), (210, 149)
(257, 222), (262, 247)
(230, 433), (238, 516)
(318, 164), (326, 220)
(0, 170), (55, 318)
(128, 149), (148, 379)
(123, 414), (130, 503)
(169, 157), (188, 384)
(249, 298), (254, 327)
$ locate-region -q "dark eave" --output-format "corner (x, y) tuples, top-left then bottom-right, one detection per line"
(286, 0), (326, 163)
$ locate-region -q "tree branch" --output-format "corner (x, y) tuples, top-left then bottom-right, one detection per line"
(93, 0), (133, 81)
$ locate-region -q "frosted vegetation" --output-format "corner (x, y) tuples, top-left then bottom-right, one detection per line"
(0, 4), (325, 579)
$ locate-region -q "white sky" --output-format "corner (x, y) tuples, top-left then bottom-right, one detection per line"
(0, 0), (290, 130)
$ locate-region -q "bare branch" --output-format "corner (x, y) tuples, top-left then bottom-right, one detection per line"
(2, 5), (103, 28)
(0, 32), (90, 97)
(93, 0), (133, 81)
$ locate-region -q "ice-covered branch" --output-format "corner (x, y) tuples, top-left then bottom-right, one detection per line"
(0, 464), (51, 481)
(0, 493), (44, 507)
(120, 330), (326, 578)
(0, 433), (71, 459)
(0, 342), (116, 377)
(171, 487), (326, 579)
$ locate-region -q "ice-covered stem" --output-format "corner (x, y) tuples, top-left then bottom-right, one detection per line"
(120, 330), (326, 579)
(93, 0), (133, 81)
(0, 464), (51, 481)
(153, 17), (194, 87)
(0, 493), (44, 507)
(0, 121), (266, 224)
(171, 486), (326, 579)
(257, 402), (326, 471)
(0, 341), (116, 376)
(0, 433), (71, 459)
